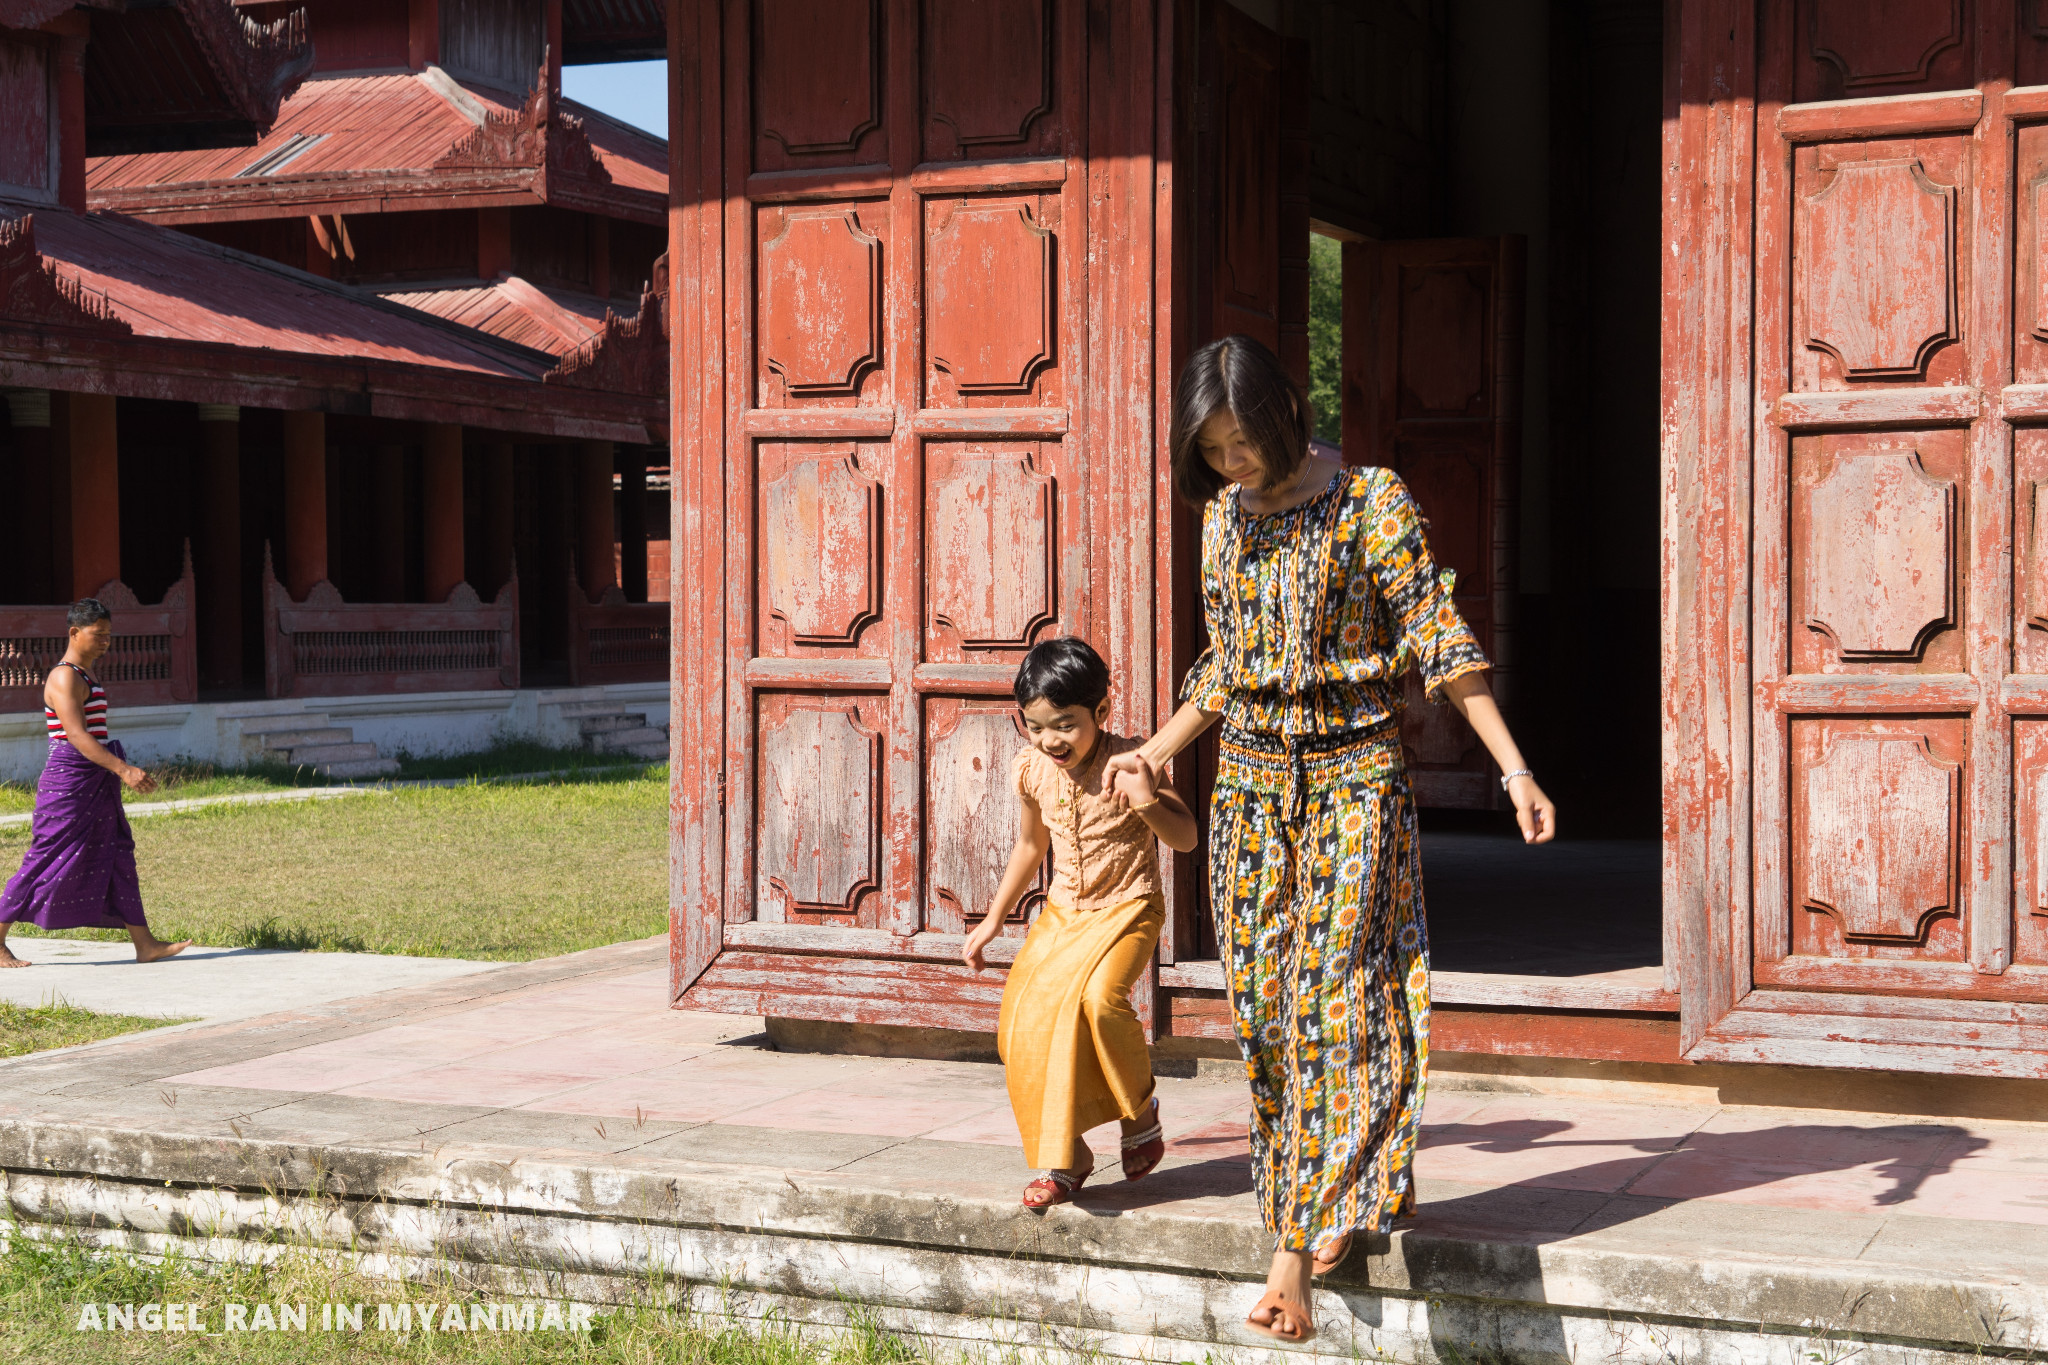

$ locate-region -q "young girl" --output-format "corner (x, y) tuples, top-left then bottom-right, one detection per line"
(962, 636), (1198, 1209)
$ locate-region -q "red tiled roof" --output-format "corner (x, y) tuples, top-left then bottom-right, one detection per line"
(87, 68), (665, 217)
(16, 208), (549, 377)
(381, 275), (608, 357)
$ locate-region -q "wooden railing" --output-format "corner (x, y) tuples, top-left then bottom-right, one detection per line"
(0, 551), (197, 713)
(262, 547), (519, 699)
(567, 577), (668, 686)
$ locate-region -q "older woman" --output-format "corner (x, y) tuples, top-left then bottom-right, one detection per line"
(1106, 336), (1555, 1343)
(0, 598), (189, 966)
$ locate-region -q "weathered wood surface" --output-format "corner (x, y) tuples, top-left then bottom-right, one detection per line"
(0, 559), (196, 713)
(566, 580), (668, 686)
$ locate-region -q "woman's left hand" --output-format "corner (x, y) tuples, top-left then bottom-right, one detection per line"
(1506, 774), (1555, 844)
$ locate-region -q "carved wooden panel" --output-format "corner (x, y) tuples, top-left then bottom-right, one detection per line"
(1209, 2), (1282, 353)
(757, 698), (883, 922)
(925, 700), (1040, 937)
(925, 0), (1052, 152)
(1798, 158), (1958, 382)
(2015, 722), (2048, 969)
(758, 206), (884, 400)
(0, 34), (50, 196)
(759, 445), (881, 648)
(1396, 263), (1490, 419)
(926, 200), (1055, 396)
(753, 0), (881, 165)
(1798, 729), (1959, 946)
(927, 445), (1057, 650)
(1800, 450), (1955, 661)
(1796, 0), (1971, 100)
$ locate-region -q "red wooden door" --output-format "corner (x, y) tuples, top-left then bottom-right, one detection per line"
(1671, 0), (2048, 1074)
(1344, 237), (1524, 809)
(666, 0), (1171, 1029)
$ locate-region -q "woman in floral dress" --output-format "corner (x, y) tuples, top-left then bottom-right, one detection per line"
(1106, 335), (1556, 1343)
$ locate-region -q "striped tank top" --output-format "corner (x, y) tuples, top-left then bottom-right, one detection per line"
(45, 662), (108, 743)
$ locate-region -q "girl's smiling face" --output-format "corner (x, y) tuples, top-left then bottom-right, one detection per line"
(1021, 695), (1112, 770)
(1195, 407), (1269, 489)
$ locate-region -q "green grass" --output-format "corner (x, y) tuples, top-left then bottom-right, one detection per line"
(388, 740), (662, 784)
(0, 1226), (940, 1364)
(0, 775), (667, 962)
(0, 999), (192, 1058)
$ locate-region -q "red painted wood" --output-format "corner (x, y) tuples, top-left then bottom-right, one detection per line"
(53, 26), (83, 212)
(479, 440), (516, 596)
(63, 390), (117, 601)
(0, 31), (52, 199)
(1345, 237), (1525, 810)
(575, 437), (616, 601)
(281, 410), (327, 600)
(566, 580), (667, 684)
(0, 557), (197, 713)
(423, 422), (466, 603)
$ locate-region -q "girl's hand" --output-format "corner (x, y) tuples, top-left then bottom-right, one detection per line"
(961, 917), (999, 971)
(1507, 774), (1556, 844)
(121, 765), (157, 794)
(1110, 752), (1162, 808)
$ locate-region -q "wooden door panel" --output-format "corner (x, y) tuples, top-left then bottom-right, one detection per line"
(1206, 2), (1282, 355)
(1792, 0), (1971, 103)
(1792, 138), (1969, 391)
(2010, 720), (2048, 968)
(751, 0), (886, 169)
(1346, 237), (1523, 809)
(674, 0), (1165, 1028)
(1787, 433), (1966, 675)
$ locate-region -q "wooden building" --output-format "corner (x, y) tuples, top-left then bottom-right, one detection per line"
(0, 0), (670, 781)
(663, 0), (2048, 1081)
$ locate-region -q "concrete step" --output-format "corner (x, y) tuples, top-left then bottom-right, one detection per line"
(590, 726), (666, 754)
(236, 714), (330, 737)
(557, 700), (645, 719)
(281, 742), (378, 765)
(259, 727), (354, 752)
(577, 713), (649, 736)
(616, 741), (669, 762)
(314, 757), (401, 779)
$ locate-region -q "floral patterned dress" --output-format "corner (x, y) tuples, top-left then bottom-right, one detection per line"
(1181, 465), (1488, 1252)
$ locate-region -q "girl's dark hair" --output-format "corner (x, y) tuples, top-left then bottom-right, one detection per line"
(1168, 334), (1311, 506)
(66, 598), (111, 629)
(1013, 636), (1111, 711)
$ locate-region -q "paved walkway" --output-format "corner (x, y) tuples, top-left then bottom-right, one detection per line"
(0, 937), (503, 1023)
(1, 936), (2042, 1360)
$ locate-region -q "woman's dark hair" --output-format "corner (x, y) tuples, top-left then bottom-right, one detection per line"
(1168, 334), (1311, 505)
(1013, 636), (1111, 711)
(66, 598), (111, 630)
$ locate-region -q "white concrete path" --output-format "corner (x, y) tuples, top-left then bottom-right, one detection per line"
(0, 938), (505, 1023)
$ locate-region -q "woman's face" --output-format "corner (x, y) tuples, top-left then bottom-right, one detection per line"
(70, 620), (112, 666)
(1195, 408), (1268, 488)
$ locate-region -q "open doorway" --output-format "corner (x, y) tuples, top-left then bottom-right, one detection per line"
(1275, 0), (1665, 981)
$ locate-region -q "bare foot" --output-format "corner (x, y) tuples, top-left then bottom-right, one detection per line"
(1246, 1248), (1315, 1342)
(0, 948), (29, 969)
(134, 939), (191, 963)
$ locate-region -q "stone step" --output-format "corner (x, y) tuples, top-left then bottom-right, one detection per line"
(590, 726), (667, 754)
(314, 757), (401, 780)
(577, 713), (649, 735)
(556, 700), (643, 719)
(617, 741), (669, 762)
(282, 742), (379, 766)
(259, 727), (354, 752)
(236, 714), (330, 737)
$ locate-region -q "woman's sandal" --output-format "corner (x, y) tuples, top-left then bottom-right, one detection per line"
(1121, 1097), (1165, 1181)
(1311, 1233), (1353, 1277)
(1021, 1161), (1093, 1210)
(1245, 1289), (1315, 1343)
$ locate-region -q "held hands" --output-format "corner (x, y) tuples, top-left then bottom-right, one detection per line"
(1506, 773), (1556, 844)
(1102, 750), (1161, 809)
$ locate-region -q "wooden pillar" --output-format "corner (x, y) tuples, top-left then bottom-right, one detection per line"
(5, 390), (54, 604)
(479, 441), (515, 597)
(371, 444), (406, 602)
(538, 447), (572, 659)
(65, 393), (118, 600)
(617, 445), (649, 603)
(545, 0), (563, 97)
(196, 404), (242, 687)
(478, 208), (512, 280)
(576, 439), (615, 603)
(53, 23), (87, 214)
(282, 411), (326, 601)
(423, 423), (465, 602)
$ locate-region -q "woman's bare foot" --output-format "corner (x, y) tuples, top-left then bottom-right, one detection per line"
(0, 946), (29, 969)
(1245, 1248), (1315, 1342)
(132, 937), (191, 963)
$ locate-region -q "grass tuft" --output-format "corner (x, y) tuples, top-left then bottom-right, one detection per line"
(0, 998), (191, 1058)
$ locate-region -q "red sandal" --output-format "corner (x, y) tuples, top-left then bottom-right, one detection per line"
(1021, 1161), (1093, 1210)
(1121, 1097), (1164, 1181)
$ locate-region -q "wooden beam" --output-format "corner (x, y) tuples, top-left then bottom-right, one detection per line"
(423, 422), (465, 602)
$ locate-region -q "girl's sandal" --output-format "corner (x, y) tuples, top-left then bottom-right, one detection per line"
(1245, 1289), (1315, 1343)
(1311, 1234), (1353, 1277)
(1021, 1163), (1092, 1210)
(1121, 1097), (1165, 1181)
